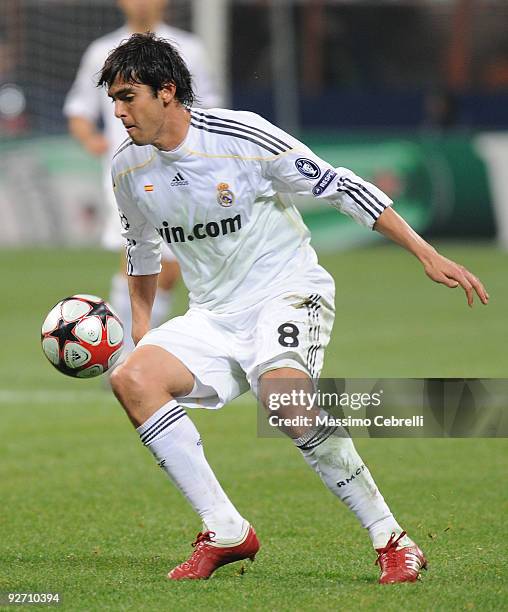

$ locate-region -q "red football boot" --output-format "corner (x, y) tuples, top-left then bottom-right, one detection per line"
(375, 531), (428, 584)
(168, 526), (260, 580)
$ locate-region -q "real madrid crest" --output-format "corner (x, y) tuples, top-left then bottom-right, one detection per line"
(216, 182), (235, 208)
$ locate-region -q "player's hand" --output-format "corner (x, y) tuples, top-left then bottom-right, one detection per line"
(84, 133), (109, 156)
(422, 252), (489, 307)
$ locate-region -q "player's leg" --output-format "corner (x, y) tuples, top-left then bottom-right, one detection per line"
(257, 366), (407, 548)
(258, 366), (426, 583)
(250, 289), (426, 582)
(110, 344), (193, 425)
(110, 311), (258, 579)
(110, 342), (247, 539)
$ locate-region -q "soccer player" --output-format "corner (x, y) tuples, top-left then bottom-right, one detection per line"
(64, 0), (221, 360)
(99, 33), (489, 584)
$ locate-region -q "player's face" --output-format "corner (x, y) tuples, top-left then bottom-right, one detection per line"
(109, 77), (172, 146)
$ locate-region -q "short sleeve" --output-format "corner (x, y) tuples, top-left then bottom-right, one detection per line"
(112, 170), (162, 276)
(259, 121), (393, 229)
(63, 43), (102, 123)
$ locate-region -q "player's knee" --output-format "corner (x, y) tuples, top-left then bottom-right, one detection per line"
(110, 362), (148, 403)
(257, 367), (312, 410)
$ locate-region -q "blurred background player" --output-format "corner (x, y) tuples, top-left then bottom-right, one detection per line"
(63, 0), (221, 357)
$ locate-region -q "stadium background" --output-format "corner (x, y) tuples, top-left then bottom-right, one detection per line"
(1, 1), (507, 610)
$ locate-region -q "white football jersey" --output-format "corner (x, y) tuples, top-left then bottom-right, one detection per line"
(112, 108), (393, 313)
(63, 23), (221, 164)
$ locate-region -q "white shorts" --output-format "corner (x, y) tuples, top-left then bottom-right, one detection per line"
(137, 280), (335, 409)
(101, 173), (176, 262)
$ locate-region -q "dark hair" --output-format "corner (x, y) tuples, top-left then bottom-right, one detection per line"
(97, 32), (195, 106)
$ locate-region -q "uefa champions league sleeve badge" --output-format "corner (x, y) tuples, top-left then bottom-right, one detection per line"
(216, 182), (235, 208)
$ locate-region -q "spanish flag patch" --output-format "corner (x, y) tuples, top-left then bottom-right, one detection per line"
(144, 184), (154, 192)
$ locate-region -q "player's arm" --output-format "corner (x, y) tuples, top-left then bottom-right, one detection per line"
(112, 169), (163, 342)
(68, 116), (108, 156)
(373, 206), (489, 307)
(64, 44), (106, 156)
(258, 118), (488, 307)
(258, 117), (393, 228)
(128, 274), (158, 345)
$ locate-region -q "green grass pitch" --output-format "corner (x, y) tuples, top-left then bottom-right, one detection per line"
(0, 244), (507, 611)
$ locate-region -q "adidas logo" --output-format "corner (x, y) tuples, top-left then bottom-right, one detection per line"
(170, 172), (188, 187)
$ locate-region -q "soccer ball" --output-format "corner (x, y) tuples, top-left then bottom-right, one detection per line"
(41, 294), (124, 378)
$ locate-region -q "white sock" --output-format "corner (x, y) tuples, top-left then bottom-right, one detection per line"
(137, 401), (247, 543)
(110, 273), (134, 356)
(151, 287), (172, 327)
(296, 428), (413, 549)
